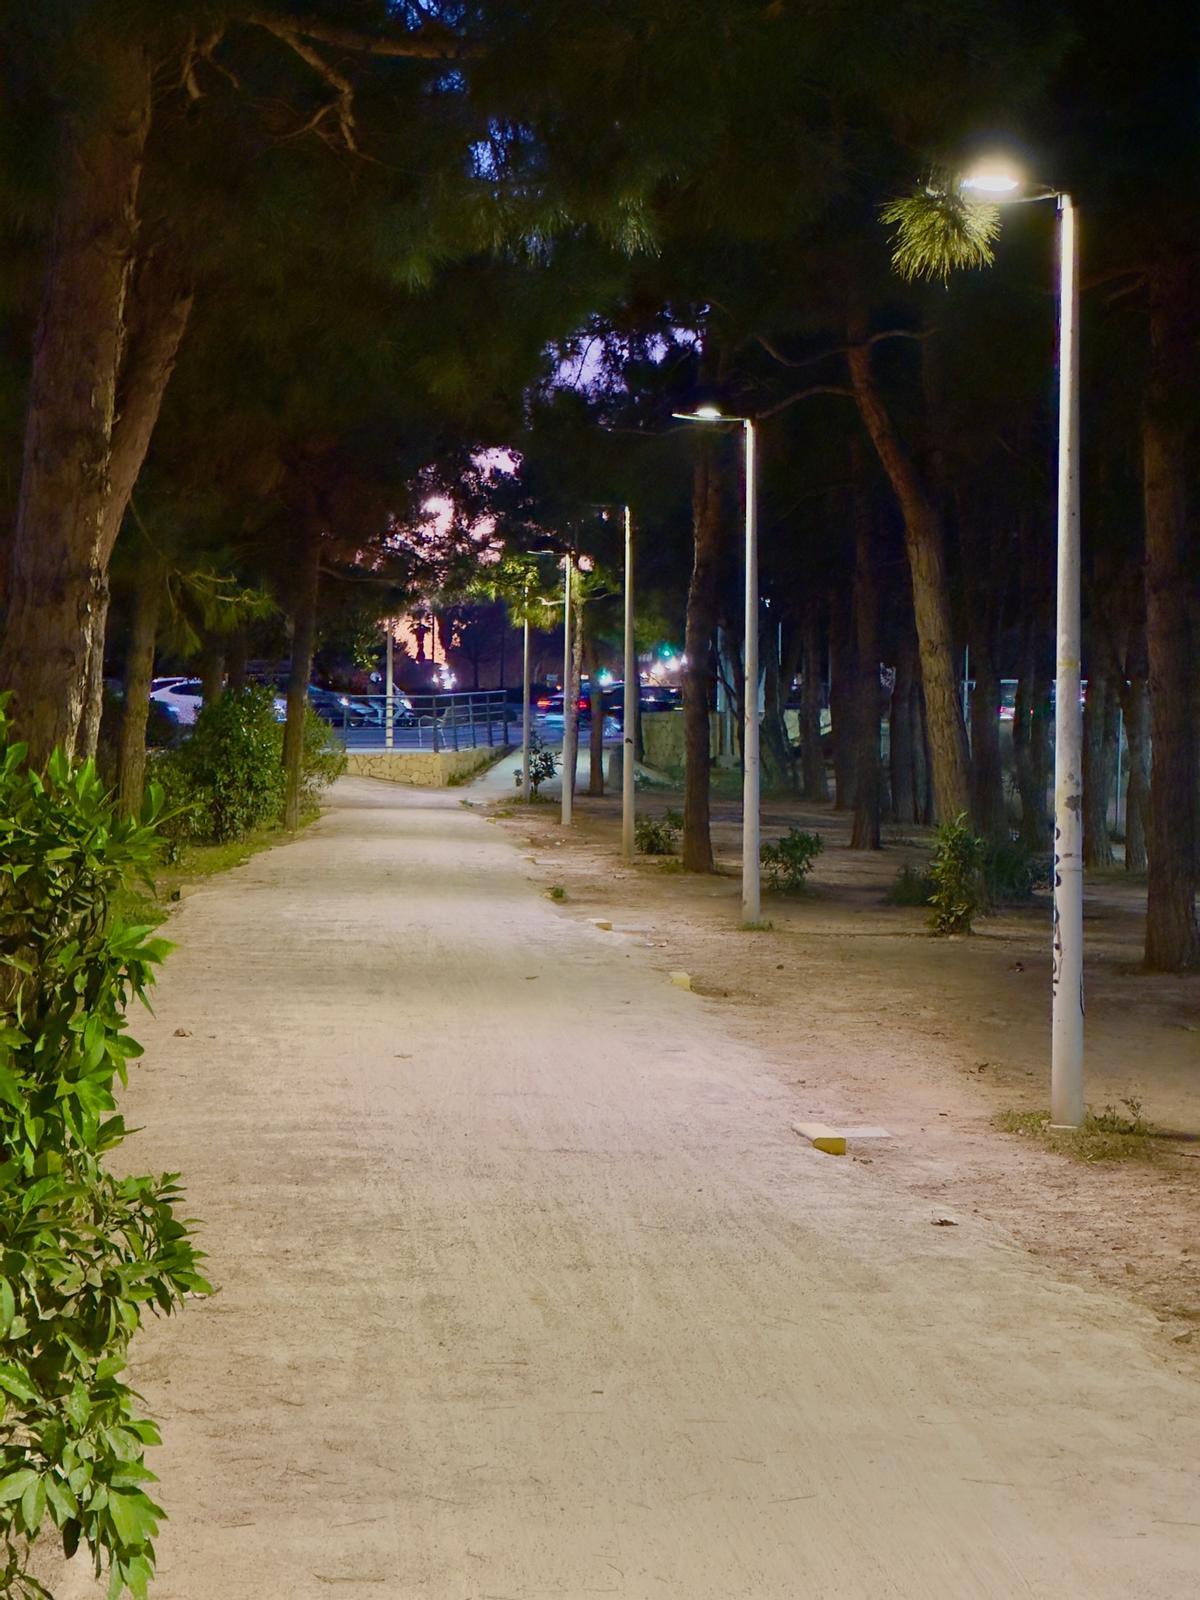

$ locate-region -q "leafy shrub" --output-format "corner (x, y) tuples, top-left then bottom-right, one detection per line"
(635, 812), (680, 855)
(299, 704), (347, 814)
(513, 731), (557, 799)
(983, 840), (1052, 903)
(157, 685), (284, 844)
(760, 828), (823, 892)
(928, 812), (987, 934)
(885, 863), (935, 907)
(0, 702), (208, 1599)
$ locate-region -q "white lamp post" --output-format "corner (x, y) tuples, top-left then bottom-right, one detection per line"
(962, 163), (1083, 1128)
(622, 505), (636, 863)
(672, 405), (761, 923)
(561, 554), (575, 826)
(384, 619), (394, 751)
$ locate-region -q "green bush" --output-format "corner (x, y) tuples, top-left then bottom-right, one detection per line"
(0, 702), (208, 1599)
(635, 812), (680, 855)
(157, 685), (284, 844)
(760, 828), (823, 892)
(983, 840), (1052, 903)
(299, 704), (347, 814)
(885, 863), (935, 907)
(928, 812), (987, 934)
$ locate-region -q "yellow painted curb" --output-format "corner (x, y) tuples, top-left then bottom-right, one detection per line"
(669, 970), (692, 990)
(792, 1121), (846, 1156)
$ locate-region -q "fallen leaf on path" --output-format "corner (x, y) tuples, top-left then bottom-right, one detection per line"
(931, 1217), (959, 1227)
(173, 1028), (192, 1037)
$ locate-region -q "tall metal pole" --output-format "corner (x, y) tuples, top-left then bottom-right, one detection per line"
(561, 556), (575, 826)
(1051, 193), (1084, 1128)
(742, 420), (761, 922)
(385, 621), (394, 751)
(521, 587), (532, 803)
(622, 505), (636, 862)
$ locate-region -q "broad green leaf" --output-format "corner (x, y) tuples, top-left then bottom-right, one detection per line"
(0, 1468), (37, 1503)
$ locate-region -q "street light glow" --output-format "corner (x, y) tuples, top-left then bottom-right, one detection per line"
(672, 404), (726, 421)
(960, 166), (1022, 195)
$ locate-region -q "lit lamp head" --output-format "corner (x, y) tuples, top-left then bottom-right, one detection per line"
(959, 162), (1025, 201)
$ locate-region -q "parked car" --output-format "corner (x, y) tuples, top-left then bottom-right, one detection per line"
(306, 685), (372, 727)
(149, 678), (203, 726)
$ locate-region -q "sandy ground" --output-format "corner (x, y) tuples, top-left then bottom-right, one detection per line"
(43, 773), (1200, 1600)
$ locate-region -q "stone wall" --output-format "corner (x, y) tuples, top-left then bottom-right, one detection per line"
(346, 745), (502, 788)
(641, 711), (726, 774)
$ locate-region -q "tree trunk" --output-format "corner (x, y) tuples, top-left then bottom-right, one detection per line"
(682, 444), (722, 872)
(79, 581), (113, 762)
(761, 613), (795, 790)
(914, 669), (933, 826)
(0, 38), (153, 764)
(799, 597), (828, 802)
(1082, 664), (1116, 869)
(1013, 624), (1050, 852)
(829, 587), (856, 810)
(968, 640), (1006, 842)
(889, 633), (917, 824)
(199, 641), (225, 708)
(1119, 663), (1150, 874)
(587, 641), (605, 796)
(117, 565), (161, 817)
(850, 481), (881, 850)
(846, 337), (971, 822)
(284, 525), (322, 832)
(1143, 259), (1199, 970)
(226, 629), (250, 694)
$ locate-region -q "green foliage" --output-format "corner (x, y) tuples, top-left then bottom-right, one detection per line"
(760, 828), (823, 892)
(885, 863), (935, 907)
(928, 813), (987, 934)
(880, 185), (1001, 283)
(635, 810), (681, 855)
(157, 690), (343, 846)
(994, 1099), (1159, 1163)
(983, 841), (1052, 903)
(299, 705), (347, 813)
(0, 701), (208, 1599)
(514, 731), (557, 799)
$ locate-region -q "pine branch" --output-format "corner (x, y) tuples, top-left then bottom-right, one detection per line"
(246, 13), (475, 62)
(881, 186), (1000, 283)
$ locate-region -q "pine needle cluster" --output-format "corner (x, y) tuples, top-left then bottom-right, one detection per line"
(880, 184), (1001, 283)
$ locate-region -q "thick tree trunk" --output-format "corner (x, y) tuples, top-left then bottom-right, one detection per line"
(846, 338), (971, 822)
(1118, 662), (1150, 874)
(914, 670), (934, 826)
(199, 641), (225, 708)
(799, 597), (828, 802)
(0, 38), (152, 764)
(284, 526), (322, 832)
(117, 566), (161, 817)
(889, 634), (917, 825)
(1082, 664), (1116, 869)
(850, 482), (881, 850)
(829, 587), (856, 810)
(80, 583), (113, 762)
(1143, 260), (1199, 970)
(682, 445), (722, 872)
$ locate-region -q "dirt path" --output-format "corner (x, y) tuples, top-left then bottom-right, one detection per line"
(52, 776), (1199, 1599)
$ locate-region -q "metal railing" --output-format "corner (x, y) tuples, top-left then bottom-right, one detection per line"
(320, 688), (515, 752)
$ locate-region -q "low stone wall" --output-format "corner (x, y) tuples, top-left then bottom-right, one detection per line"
(347, 744), (502, 788)
(641, 711), (726, 773)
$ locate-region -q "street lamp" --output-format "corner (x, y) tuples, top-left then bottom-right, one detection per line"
(587, 503), (638, 863)
(519, 547), (560, 804)
(672, 404), (761, 922)
(961, 159), (1083, 1128)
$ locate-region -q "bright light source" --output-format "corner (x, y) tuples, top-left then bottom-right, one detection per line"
(597, 669), (614, 686)
(961, 166), (1021, 195)
(693, 403), (723, 419)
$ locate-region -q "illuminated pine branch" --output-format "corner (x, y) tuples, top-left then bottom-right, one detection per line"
(880, 185), (1001, 283)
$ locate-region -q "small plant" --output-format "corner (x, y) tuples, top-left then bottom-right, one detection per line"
(514, 731), (557, 800)
(928, 813), (987, 934)
(545, 885), (566, 901)
(760, 828), (823, 892)
(885, 863), (935, 907)
(635, 813), (680, 855)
